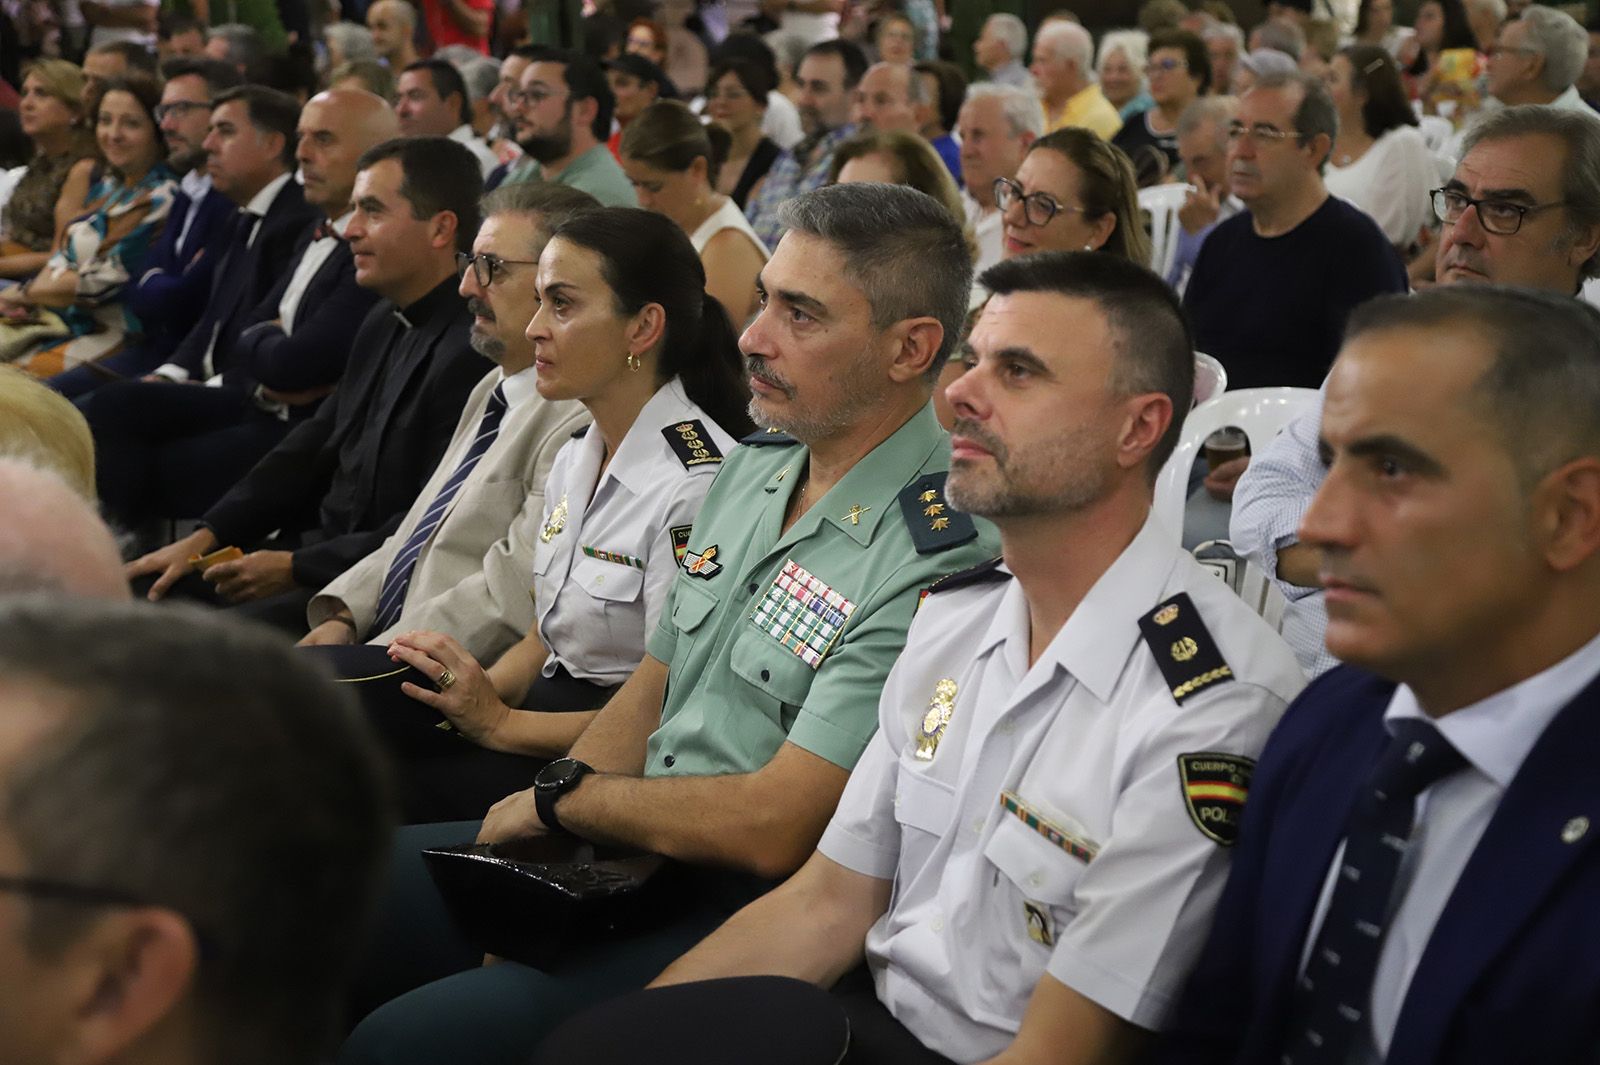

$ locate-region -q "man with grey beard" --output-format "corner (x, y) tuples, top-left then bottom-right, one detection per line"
(300, 183), (596, 658)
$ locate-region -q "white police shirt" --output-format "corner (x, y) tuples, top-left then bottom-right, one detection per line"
(529, 378), (735, 687)
(818, 515), (1306, 1061)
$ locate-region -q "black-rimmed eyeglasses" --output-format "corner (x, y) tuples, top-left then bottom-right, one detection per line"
(1430, 187), (1565, 236)
(457, 251), (540, 287)
(0, 874), (219, 959)
(993, 177), (1091, 227)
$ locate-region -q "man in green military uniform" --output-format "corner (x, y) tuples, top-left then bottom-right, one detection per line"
(338, 183), (1000, 1065)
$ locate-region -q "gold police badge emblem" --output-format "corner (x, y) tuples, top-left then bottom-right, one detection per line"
(539, 494), (569, 543)
(914, 678), (959, 761)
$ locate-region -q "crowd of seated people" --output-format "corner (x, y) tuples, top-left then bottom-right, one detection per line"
(5, 1), (1600, 1064)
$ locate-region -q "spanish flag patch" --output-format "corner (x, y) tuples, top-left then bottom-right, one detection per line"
(1177, 752), (1254, 846)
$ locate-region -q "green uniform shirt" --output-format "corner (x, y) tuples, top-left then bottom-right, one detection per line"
(544, 144), (637, 208)
(644, 403), (1000, 778)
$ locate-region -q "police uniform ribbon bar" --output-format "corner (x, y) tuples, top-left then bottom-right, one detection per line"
(1000, 791), (1098, 863)
(749, 559), (857, 669)
(582, 546), (645, 570)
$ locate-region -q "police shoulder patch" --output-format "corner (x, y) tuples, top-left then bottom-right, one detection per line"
(740, 427), (799, 447)
(1176, 752), (1255, 846)
(670, 524), (693, 566)
(898, 472), (978, 554)
(662, 420), (723, 468)
(1138, 592), (1234, 705)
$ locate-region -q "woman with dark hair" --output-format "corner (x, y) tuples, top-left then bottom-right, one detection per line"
(999, 127), (1151, 265)
(1400, 0), (1484, 114)
(704, 58), (782, 208)
(0, 72), (175, 374)
(1325, 45), (1436, 247)
(381, 208), (753, 818)
(1353, 0), (1412, 57)
(621, 100), (768, 323)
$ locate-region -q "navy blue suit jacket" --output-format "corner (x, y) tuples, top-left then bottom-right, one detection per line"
(1158, 664), (1600, 1065)
(122, 181), (236, 353)
(224, 232), (378, 400)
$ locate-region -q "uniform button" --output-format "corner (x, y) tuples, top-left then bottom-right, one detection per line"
(1028, 873), (1042, 888)
(971, 818), (984, 834)
(999, 722), (1015, 735)
(748, 582), (758, 594)
(760, 668), (770, 682)
(931, 916), (945, 932)
(663, 754), (676, 768)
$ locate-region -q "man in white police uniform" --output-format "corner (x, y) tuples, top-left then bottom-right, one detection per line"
(533, 252), (1306, 1065)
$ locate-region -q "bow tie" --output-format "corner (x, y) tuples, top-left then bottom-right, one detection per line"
(313, 219), (344, 242)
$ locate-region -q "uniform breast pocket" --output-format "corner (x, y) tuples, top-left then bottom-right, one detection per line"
(981, 808), (1090, 979)
(891, 766), (955, 895)
(728, 626), (817, 730)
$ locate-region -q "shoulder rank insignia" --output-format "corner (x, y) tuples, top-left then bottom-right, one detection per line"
(670, 525), (693, 566)
(740, 427), (799, 447)
(1138, 592), (1234, 705)
(663, 420), (723, 468)
(898, 472), (978, 555)
(1176, 752), (1255, 846)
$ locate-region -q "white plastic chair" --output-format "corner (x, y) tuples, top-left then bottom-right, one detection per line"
(1140, 183), (1193, 282)
(1193, 351), (1227, 407)
(1153, 386), (1320, 536)
(1417, 115), (1453, 153)
(1192, 539), (1288, 630)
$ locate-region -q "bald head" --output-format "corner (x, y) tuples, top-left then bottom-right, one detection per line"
(0, 461), (127, 600)
(297, 89), (401, 215)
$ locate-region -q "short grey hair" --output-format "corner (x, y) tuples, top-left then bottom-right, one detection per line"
(1203, 22), (1246, 48)
(480, 180), (600, 235)
(207, 23), (263, 69)
(1177, 94), (1237, 143)
(1096, 29), (1149, 83)
(1253, 69), (1339, 170)
(1035, 20), (1096, 81)
(778, 183), (972, 372)
(963, 81), (1045, 138)
(1465, 0), (1508, 22)
(458, 56), (502, 102)
(984, 13), (1028, 62)
(1517, 6), (1587, 94)
(1462, 104), (1600, 278)
(1253, 18), (1306, 59)
(323, 21), (376, 63)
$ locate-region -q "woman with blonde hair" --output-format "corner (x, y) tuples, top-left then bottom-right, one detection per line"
(0, 59), (96, 281)
(620, 100), (767, 324)
(0, 366), (95, 498)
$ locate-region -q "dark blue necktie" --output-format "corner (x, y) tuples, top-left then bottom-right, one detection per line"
(371, 385), (509, 634)
(1283, 717), (1468, 1065)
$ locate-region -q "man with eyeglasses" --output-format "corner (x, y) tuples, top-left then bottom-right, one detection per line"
(497, 49), (636, 207)
(121, 137), (485, 634)
(0, 597), (393, 1065)
(46, 57), (241, 399)
(1231, 104), (1600, 678)
(301, 183), (594, 655)
(1182, 70), (1407, 392)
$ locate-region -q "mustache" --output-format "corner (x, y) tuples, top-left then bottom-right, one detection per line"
(467, 298), (495, 321)
(950, 417), (1005, 460)
(744, 354), (795, 398)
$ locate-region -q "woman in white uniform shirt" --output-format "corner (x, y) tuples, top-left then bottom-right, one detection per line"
(384, 208), (753, 818)
(1324, 45), (1438, 248)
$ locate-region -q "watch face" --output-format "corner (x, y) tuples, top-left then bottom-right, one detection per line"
(535, 758), (583, 792)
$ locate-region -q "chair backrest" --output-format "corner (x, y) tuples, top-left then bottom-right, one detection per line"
(1154, 385), (1321, 535)
(1193, 351), (1227, 407)
(1140, 183), (1193, 282)
(1417, 114), (1453, 153)
(1192, 539), (1288, 630)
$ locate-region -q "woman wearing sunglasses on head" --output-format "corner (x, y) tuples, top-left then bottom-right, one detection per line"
(382, 207), (754, 822)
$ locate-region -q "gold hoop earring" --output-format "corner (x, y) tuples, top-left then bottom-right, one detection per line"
(626, 352), (641, 372)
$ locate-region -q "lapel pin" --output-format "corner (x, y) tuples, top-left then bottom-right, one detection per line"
(1562, 816), (1589, 844)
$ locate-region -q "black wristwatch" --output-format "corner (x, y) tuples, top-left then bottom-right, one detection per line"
(533, 758), (593, 833)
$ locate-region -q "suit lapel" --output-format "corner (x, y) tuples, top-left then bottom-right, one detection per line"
(1387, 671), (1600, 1064)
(284, 241), (351, 333)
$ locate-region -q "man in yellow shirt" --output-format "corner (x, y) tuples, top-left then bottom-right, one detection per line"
(1031, 20), (1123, 139)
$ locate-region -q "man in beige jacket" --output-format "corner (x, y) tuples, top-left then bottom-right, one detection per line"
(300, 183), (597, 660)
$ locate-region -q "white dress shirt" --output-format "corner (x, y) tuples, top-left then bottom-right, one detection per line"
(962, 189), (1004, 277)
(1298, 629), (1600, 1063)
(278, 210), (353, 330)
(530, 379), (735, 686)
(820, 516), (1305, 1061)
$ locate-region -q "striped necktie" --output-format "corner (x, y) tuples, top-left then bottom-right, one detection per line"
(1282, 717), (1467, 1065)
(371, 385), (509, 634)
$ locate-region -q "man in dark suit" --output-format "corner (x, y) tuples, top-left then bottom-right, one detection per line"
(1159, 286), (1600, 1065)
(125, 136), (487, 634)
(47, 57), (243, 399)
(82, 85), (320, 531)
